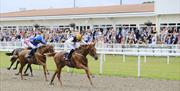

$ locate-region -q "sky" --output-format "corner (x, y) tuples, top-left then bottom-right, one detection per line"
(0, 0), (149, 13)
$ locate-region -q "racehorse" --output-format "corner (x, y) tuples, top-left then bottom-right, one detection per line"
(17, 44), (54, 81)
(49, 42), (98, 86)
(6, 48), (24, 70)
(6, 48), (33, 76)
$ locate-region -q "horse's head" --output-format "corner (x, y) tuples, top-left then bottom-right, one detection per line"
(38, 44), (55, 54)
(88, 42), (98, 60)
(79, 42), (98, 60)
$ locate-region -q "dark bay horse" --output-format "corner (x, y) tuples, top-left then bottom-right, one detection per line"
(6, 47), (34, 76)
(49, 42), (98, 86)
(6, 48), (24, 70)
(17, 45), (54, 81)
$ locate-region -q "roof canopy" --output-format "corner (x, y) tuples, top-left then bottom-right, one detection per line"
(0, 4), (154, 18)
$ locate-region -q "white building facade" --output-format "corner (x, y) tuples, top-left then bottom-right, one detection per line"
(0, 0), (180, 33)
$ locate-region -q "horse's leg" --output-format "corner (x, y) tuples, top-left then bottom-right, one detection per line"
(43, 65), (48, 81)
(23, 64), (29, 74)
(47, 69), (49, 75)
(38, 61), (46, 66)
(80, 64), (93, 86)
(23, 64), (31, 76)
(44, 60), (49, 75)
(45, 65), (49, 75)
(13, 61), (19, 70)
(19, 63), (25, 80)
(35, 53), (46, 66)
(29, 64), (33, 77)
(85, 69), (93, 86)
(86, 65), (94, 78)
(50, 69), (58, 85)
(14, 61), (20, 75)
(7, 58), (16, 70)
(57, 68), (63, 86)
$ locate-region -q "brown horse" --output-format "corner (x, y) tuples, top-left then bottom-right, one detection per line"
(6, 48), (33, 76)
(17, 44), (54, 81)
(6, 48), (24, 70)
(49, 42), (98, 86)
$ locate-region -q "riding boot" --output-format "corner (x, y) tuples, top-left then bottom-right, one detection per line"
(27, 47), (32, 50)
(27, 48), (37, 58)
(68, 49), (75, 60)
(64, 49), (74, 61)
(27, 49), (32, 58)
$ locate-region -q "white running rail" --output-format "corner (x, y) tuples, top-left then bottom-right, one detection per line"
(0, 41), (180, 78)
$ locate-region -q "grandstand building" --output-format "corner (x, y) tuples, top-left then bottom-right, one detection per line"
(0, 0), (180, 33)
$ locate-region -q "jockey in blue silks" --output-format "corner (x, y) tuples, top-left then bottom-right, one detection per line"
(26, 30), (46, 58)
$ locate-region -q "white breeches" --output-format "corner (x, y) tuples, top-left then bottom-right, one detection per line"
(24, 39), (36, 48)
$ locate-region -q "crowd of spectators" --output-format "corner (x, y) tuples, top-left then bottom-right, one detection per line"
(0, 26), (179, 45)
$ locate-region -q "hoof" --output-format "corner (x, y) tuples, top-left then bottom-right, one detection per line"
(31, 74), (33, 77)
(13, 68), (17, 70)
(45, 79), (49, 82)
(91, 84), (94, 87)
(50, 82), (54, 85)
(47, 72), (50, 75)
(15, 73), (19, 75)
(92, 75), (95, 78)
(7, 68), (10, 70)
(23, 73), (29, 76)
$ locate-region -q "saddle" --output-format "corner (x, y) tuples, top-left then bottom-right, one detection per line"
(26, 48), (37, 60)
(64, 52), (75, 67)
(26, 48), (39, 64)
(27, 47), (33, 50)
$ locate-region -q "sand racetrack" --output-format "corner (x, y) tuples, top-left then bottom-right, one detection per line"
(0, 68), (179, 91)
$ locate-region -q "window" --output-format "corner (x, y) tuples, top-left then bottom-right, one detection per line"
(169, 23), (176, 25)
(18, 26), (33, 31)
(2, 26), (17, 31)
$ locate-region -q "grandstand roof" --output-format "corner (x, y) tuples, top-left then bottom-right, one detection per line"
(0, 4), (154, 18)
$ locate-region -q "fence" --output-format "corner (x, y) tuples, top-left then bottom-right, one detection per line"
(0, 41), (180, 78)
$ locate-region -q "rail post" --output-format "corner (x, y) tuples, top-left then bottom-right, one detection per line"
(99, 54), (103, 74)
(144, 56), (147, 63)
(138, 55), (141, 78)
(167, 56), (170, 64)
(123, 54), (126, 62)
(103, 54), (106, 62)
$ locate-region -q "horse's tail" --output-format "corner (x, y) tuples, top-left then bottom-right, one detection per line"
(6, 52), (14, 56)
(5, 49), (16, 56)
(6, 53), (13, 56)
(46, 52), (56, 57)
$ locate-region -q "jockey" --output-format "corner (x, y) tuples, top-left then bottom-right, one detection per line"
(64, 33), (82, 60)
(26, 30), (46, 58)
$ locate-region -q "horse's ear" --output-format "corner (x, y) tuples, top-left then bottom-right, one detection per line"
(39, 45), (46, 49)
(91, 41), (96, 46)
(86, 44), (90, 49)
(48, 44), (54, 48)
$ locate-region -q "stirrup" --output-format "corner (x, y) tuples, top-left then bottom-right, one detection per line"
(64, 57), (68, 61)
(26, 54), (31, 58)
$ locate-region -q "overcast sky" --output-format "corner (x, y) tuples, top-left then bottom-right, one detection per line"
(0, 0), (149, 13)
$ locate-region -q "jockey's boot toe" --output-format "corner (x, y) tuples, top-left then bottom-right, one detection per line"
(26, 54), (32, 58)
(65, 57), (68, 61)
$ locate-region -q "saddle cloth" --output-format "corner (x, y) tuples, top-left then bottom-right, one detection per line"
(64, 52), (75, 67)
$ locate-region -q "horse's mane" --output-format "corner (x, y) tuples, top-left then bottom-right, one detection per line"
(38, 45), (47, 49)
(37, 45), (54, 54)
(77, 45), (88, 50)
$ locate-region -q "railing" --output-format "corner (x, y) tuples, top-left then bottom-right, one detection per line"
(0, 41), (180, 78)
(0, 41), (180, 55)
